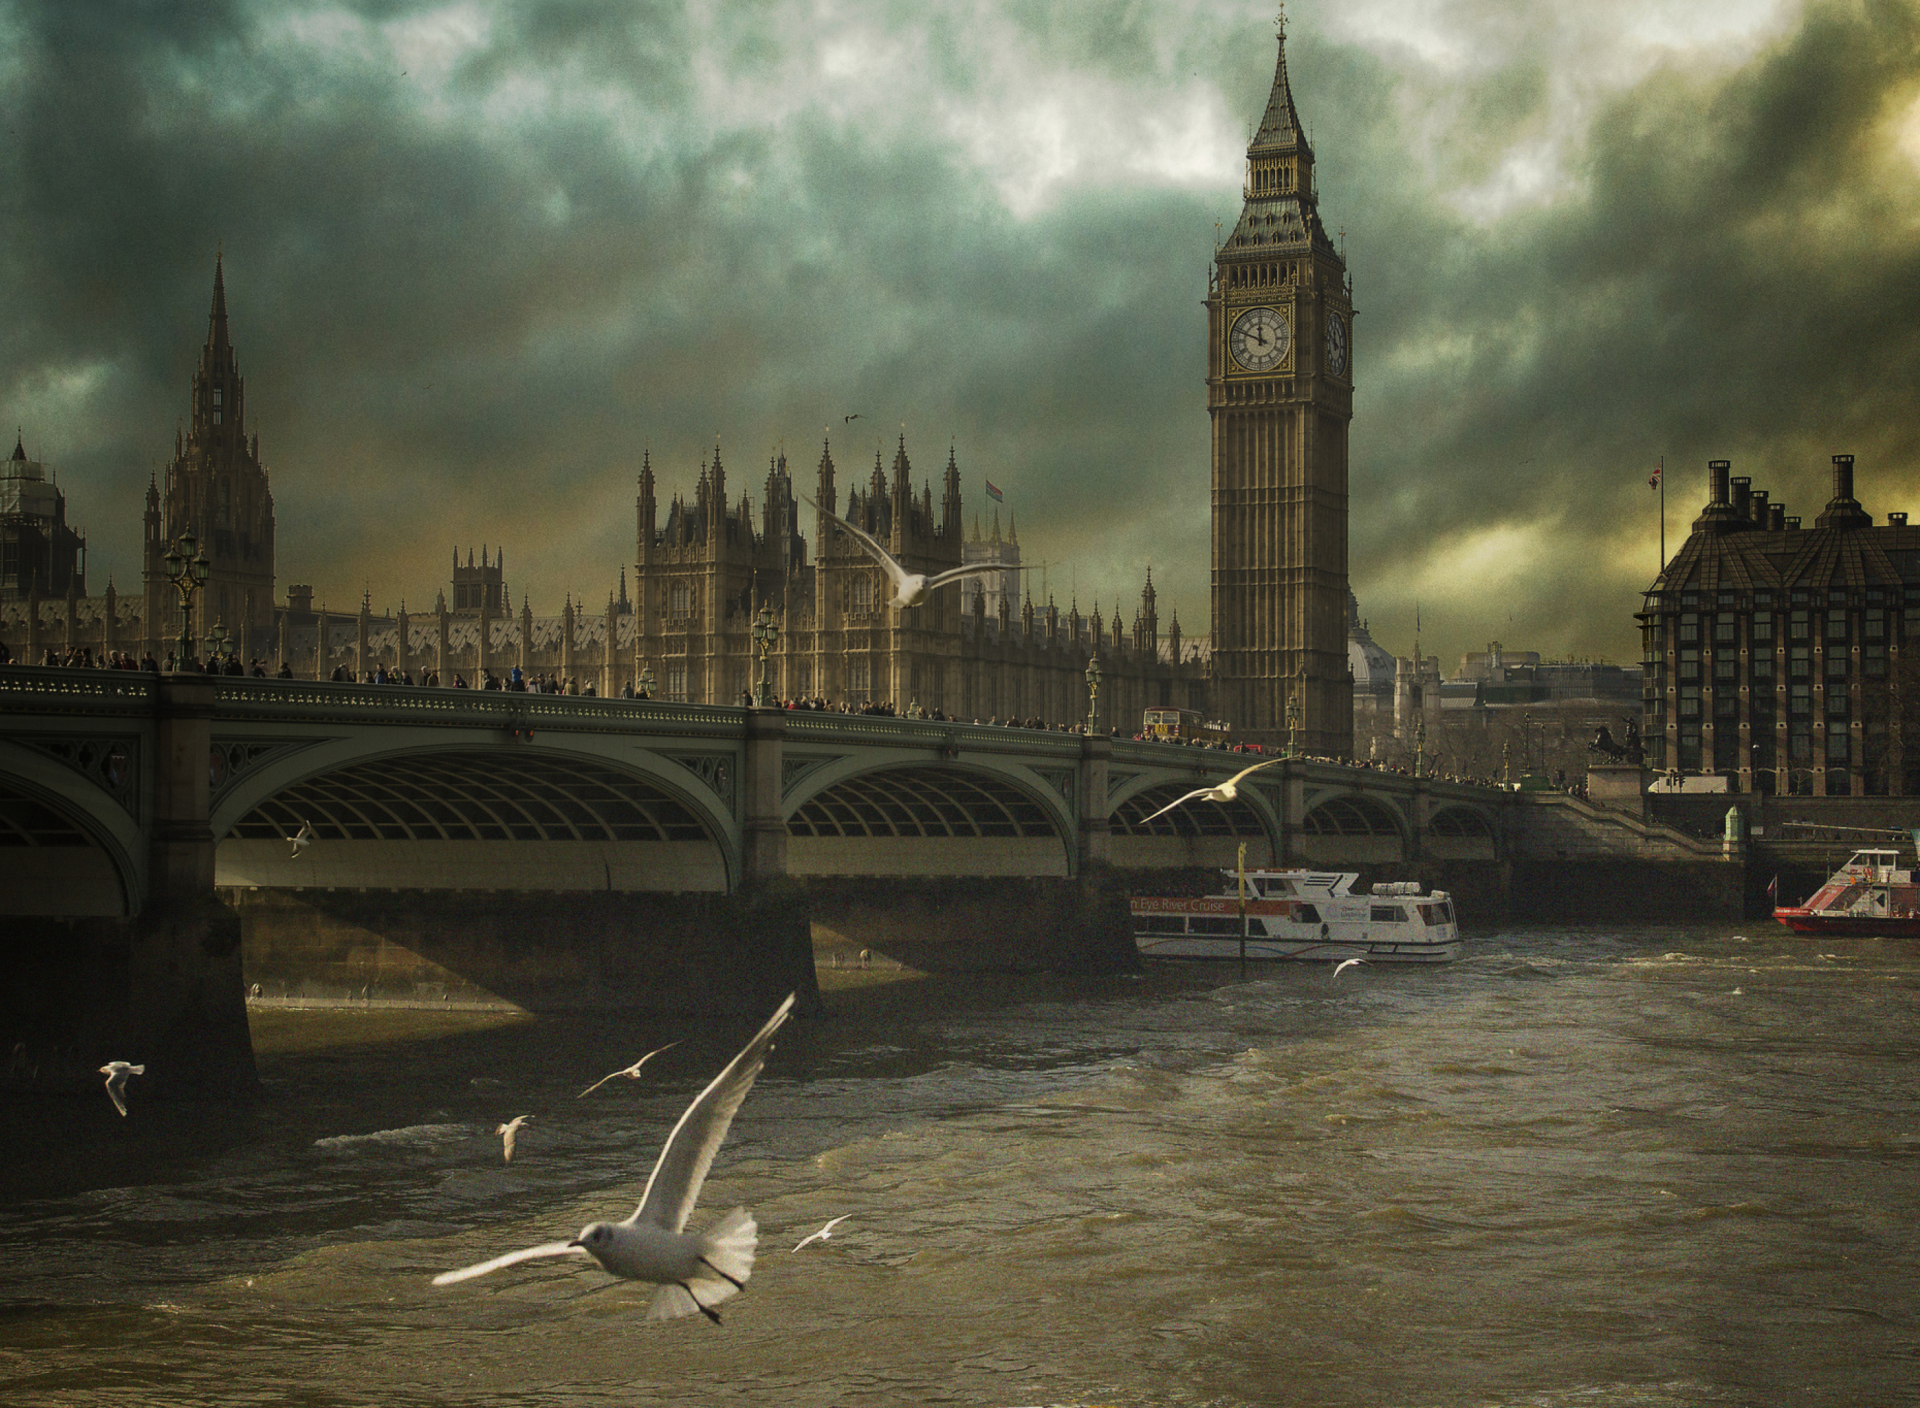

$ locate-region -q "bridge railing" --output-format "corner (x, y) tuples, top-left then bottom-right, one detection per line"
(0, 664), (156, 714)
(207, 677), (745, 735)
(784, 712), (1086, 757)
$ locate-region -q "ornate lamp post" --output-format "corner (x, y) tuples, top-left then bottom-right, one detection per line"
(751, 605), (781, 706)
(1084, 653), (1102, 733)
(205, 622), (233, 669)
(638, 664), (655, 700)
(161, 531), (211, 669)
(1414, 709), (1428, 778)
(1285, 686), (1302, 758)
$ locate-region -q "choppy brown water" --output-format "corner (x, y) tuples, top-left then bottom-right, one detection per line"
(3, 924), (1917, 1407)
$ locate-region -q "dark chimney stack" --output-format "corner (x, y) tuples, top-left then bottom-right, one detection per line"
(1731, 476), (1751, 519)
(1769, 504), (1786, 531)
(1710, 459), (1731, 505)
(1749, 489), (1769, 524)
(1815, 452), (1872, 530)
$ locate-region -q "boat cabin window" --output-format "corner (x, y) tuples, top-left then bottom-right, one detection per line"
(1294, 903), (1320, 923)
(1369, 905), (1407, 923)
(1417, 901), (1455, 925)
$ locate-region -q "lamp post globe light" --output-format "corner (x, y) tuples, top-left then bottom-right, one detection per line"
(163, 531), (211, 669)
(1084, 654), (1102, 733)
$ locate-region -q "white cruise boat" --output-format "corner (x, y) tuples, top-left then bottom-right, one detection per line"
(1130, 869), (1462, 964)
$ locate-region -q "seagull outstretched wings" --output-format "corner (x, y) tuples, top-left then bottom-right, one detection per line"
(803, 496), (1027, 609)
(578, 1042), (680, 1098)
(434, 994), (797, 1324)
(1136, 756), (1286, 826)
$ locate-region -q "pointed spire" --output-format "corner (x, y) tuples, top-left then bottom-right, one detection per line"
(9, 430), (23, 462)
(203, 252), (235, 366)
(1251, 11), (1307, 152)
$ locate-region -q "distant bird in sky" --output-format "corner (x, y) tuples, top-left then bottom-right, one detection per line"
(434, 993), (796, 1325)
(496, 1115), (532, 1163)
(791, 1214), (852, 1252)
(1136, 757), (1287, 826)
(99, 1061), (145, 1116)
(288, 820), (314, 859)
(1332, 957), (1366, 979)
(578, 1042), (680, 1098)
(803, 495), (1026, 609)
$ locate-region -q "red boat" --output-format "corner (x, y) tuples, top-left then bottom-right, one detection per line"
(1772, 846), (1920, 936)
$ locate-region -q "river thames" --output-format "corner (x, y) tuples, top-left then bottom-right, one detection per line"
(2, 922), (1915, 1406)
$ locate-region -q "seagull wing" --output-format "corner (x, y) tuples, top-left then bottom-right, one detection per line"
(802, 497), (912, 598)
(1137, 788), (1210, 826)
(1223, 755), (1287, 788)
(922, 562), (1025, 592)
(627, 993), (796, 1234)
(1332, 957), (1366, 978)
(432, 1241), (587, 1286)
(577, 1069), (623, 1098)
(104, 1074), (128, 1116)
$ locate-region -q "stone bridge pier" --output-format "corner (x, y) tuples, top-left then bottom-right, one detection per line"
(7, 673), (256, 1101)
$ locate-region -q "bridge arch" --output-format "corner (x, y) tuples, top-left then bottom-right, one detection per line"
(214, 742), (735, 892)
(1427, 803), (1499, 860)
(1299, 791), (1406, 865)
(783, 760), (1073, 878)
(0, 740), (141, 916)
(1108, 779), (1278, 869)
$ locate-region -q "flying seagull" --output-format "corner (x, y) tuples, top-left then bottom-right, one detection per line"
(578, 1042), (680, 1098)
(1332, 957), (1366, 978)
(791, 1214), (852, 1252)
(803, 495), (1027, 609)
(99, 1061), (145, 1117)
(1136, 756), (1287, 826)
(434, 993), (796, 1325)
(496, 1114), (532, 1163)
(288, 820), (314, 859)
(843, 413), (861, 422)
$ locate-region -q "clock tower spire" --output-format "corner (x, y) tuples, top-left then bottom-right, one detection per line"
(1206, 13), (1353, 753)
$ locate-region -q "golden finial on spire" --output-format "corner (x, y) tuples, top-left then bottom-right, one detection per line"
(1276, 2), (1286, 37)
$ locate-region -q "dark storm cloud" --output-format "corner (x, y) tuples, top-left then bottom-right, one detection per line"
(1332, 0), (1920, 662)
(2, 0), (1916, 665)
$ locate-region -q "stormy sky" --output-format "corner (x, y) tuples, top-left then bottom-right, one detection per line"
(3, 0), (1918, 670)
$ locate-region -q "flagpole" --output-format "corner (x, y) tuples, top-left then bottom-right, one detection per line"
(1658, 455), (1666, 572)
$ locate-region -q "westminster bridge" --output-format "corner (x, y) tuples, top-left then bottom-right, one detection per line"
(1, 666), (1738, 1097)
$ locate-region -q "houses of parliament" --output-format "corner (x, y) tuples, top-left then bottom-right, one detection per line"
(1, 27), (1351, 748)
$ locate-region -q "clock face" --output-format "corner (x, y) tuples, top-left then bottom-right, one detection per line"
(1325, 312), (1348, 377)
(1229, 306), (1290, 373)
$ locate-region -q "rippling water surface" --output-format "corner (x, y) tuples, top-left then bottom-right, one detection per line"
(3, 924), (1917, 1406)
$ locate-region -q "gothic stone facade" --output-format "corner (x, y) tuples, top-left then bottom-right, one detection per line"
(626, 437), (1207, 726)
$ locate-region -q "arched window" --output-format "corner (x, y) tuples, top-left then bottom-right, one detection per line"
(669, 582), (691, 621)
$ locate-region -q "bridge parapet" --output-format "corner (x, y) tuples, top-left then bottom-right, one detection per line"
(207, 677), (745, 736)
(0, 663), (155, 714)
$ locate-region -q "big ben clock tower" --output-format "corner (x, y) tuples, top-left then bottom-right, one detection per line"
(1207, 15), (1353, 754)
